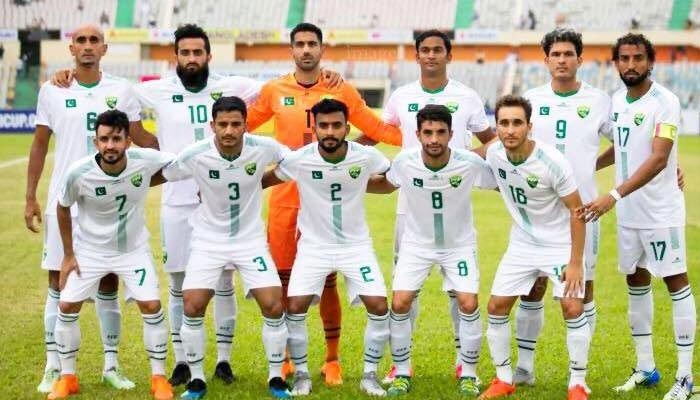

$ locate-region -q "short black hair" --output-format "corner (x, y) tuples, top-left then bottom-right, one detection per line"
(174, 24), (211, 54)
(212, 96), (247, 120)
(495, 95), (532, 123)
(290, 22), (323, 45)
(416, 104), (452, 131)
(311, 99), (348, 122)
(95, 109), (130, 136)
(541, 28), (583, 57)
(612, 33), (656, 62)
(415, 29), (452, 54)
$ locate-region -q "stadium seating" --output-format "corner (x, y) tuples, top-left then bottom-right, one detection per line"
(170, 0), (289, 29)
(304, 0), (457, 30)
(1, 0), (118, 30)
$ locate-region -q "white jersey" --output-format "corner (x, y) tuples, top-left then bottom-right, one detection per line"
(35, 73), (141, 215)
(611, 81), (684, 228)
(386, 148), (496, 249)
(383, 79), (491, 214)
(163, 134), (288, 246)
(486, 140), (577, 250)
(133, 73), (262, 207)
(524, 82), (613, 203)
(58, 148), (174, 256)
(274, 142), (390, 248)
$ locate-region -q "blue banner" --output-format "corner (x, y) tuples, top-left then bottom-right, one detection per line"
(0, 109), (36, 133)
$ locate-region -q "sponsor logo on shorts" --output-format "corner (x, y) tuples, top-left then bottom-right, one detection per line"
(349, 165), (361, 179)
(95, 186), (107, 196)
(312, 170), (323, 179)
(449, 175), (462, 188)
(209, 170), (220, 179)
(105, 96), (118, 109)
(577, 105), (590, 118)
(245, 162), (257, 175)
(526, 174), (539, 188)
(413, 178), (423, 187)
(539, 106), (549, 115)
(131, 173), (143, 187)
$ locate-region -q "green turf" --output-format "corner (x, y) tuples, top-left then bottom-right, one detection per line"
(1, 134), (699, 399)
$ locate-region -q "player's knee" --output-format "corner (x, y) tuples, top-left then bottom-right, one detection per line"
(138, 300), (161, 315)
(487, 297), (510, 316)
(626, 268), (651, 287)
(98, 273), (119, 292)
(457, 294), (478, 314)
(560, 299), (583, 320)
(59, 301), (81, 314)
(286, 296), (308, 315)
(390, 294), (412, 314)
(182, 291), (209, 317)
(663, 272), (689, 292)
(48, 271), (60, 290)
(365, 297), (388, 316)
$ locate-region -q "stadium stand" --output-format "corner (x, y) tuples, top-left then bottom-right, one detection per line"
(170, 0), (290, 29)
(304, 0), (457, 29)
(1, 0), (118, 30)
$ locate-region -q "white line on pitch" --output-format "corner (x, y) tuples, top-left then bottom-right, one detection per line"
(0, 153), (53, 169)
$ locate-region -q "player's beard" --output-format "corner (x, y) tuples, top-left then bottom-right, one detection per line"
(295, 55), (320, 72)
(100, 150), (125, 165)
(177, 63), (209, 88)
(319, 138), (344, 153)
(620, 68), (651, 87)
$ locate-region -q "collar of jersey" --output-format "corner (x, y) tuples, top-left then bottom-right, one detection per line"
(423, 149), (451, 172)
(625, 81), (654, 104)
(420, 80), (448, 94)
(552, 88), (579, 97)
(77, 79), (100, 89)
(505, 141), (536, 166)
(94, 153), (127, 177)
(318, 142), (348, 164)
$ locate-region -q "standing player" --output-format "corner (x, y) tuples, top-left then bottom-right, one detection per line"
(261, 99), (392, 396)
(49, 110), (173, 400)
(161, 97), (291, 399)
(246, 22), (402, 385)
(512, 28), (612, 384)
(480, 95), (590, 400)
(380, 29), (495, 383)
(581, 33), (695, 400)
(25, 24), (143, 393)
(367, 105), (496, 396)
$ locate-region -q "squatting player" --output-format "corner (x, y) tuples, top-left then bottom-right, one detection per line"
(480, 95), (591, 400)
(261, 99), (392, 396)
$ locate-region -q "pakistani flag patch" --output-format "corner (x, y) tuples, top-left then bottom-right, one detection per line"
(526, 174), (539, 188)
(348, 165), (361, 179)
(312, 170), (323, 179)
(577, 105), (590, 118)
(245, 162), (257, 176)
(105, 96), (118, 109)
(65, 99), (77, 108)
(408, 103), (419, 112)
(413, 178), (423, 187)
(539, 106), (550, 116)
(172, 94), (183, 103)
(130, 173), (143, 187)
(211, 92), (223, 101)
(634, 113), (645, 126)
(283, 97), (295, 106)
(445, 101), (459, 113)
(95, 186), (107, 196)
(498, 168), (506, 179)
(209, 170), (220, 179)
(449, 175), (462, 188)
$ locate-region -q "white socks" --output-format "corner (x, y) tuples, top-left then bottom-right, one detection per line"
(96, 290), (121, 373)
(459, 309), (482, 378)
(214, 273), (237, 364)
(262, 316), (288, 381)
(628, 285), (655, 372)
(55, 312), (81, 375)
(515, 300), (543, 373)
(168, 272), (185, 364)
(142, 309), (168, 376)
(286, 313), (309, 374)
(44, 288), (60, 372)
(671, 285), (696, 379)
(390, 311), (412, 376)
(180, 315), (206, 381)
(566, 313), (591, 388)
(584, 300), (597, 336)
(487, 314), (512, 384)
(364, 312), (390, 374)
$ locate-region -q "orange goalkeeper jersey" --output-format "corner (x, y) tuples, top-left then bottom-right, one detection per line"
(247, 73), (402, 208)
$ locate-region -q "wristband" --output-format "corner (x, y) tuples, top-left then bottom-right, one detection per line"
(609, 189), (622, 201)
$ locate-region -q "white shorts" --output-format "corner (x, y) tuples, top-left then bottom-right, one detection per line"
(584, 220), (600, 281)
(61, 248), (160, 303)
(617, 225), (687, 278)
(393, 244), (479, 294)
(491, 247), (584, 299)
(160, 204), (197, 272)
(182, 241), (281, 297)
(41, 215), (78, 271)
(288, 244), (387, 306)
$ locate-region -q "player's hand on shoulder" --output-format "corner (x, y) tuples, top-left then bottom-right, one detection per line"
(677, 166), (685, 191)
(24, 199), (42, 233)
(562, 261), (583, 298)
(51, 68), (74, 88)
(320, 67), (344, 89)
(59, 255), (80, 291)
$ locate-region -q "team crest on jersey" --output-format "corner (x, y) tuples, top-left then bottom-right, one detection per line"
(634, 113), (645, 126)
(539, 106), (550, 116)
(209, 170), (220, 179)
(95, 186), (107, 196)
(445, 101), (459, 113)
(131, 173), (143, 187)
(211, 92), (223, 101)
(105, 96), (118, 109)
(65, 99), (77, 108)
(348, 165), (361, 179)
(283, 97), (295, 106)
(498, 168), (506, 179)
(526, 174), (539, 188)
(449, 175), (462, 188)
(245, 162), (257, 175)
(172, 95), (183, 103)
(408, 103), (419, 112)
(577, 105), (590, 118)
(413, 178), (423, 187)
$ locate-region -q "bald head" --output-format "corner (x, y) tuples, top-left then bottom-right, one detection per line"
(72, 24), (104, 43)
(69, 24), (106, 67)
